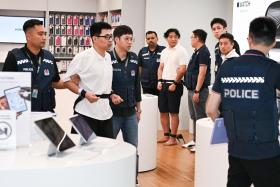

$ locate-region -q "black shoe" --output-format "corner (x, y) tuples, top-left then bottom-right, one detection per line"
(176, 134), (186, 144)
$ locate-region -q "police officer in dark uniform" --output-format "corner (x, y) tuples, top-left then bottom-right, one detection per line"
(207, 17), (280, 187)
(183, 29), (211, 152)
(210, 18), (241, 77)
(2, 19), (65, 112)
(138, 31), (165, 95)
(109, 25), (141, 186)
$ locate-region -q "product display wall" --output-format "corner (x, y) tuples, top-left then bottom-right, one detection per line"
(48, 12), (96, 73)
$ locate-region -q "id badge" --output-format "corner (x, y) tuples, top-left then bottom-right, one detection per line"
(32, 89), (38, 98)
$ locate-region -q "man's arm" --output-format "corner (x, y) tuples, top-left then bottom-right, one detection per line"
(206, 91), (221, 121)
(175, 64), (186, 83)
(195, 65), (207, 91)
(157, 63), (164, 90)
(52, 80), (66, 89)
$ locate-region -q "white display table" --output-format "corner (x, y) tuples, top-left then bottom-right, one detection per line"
(138, 94), (158, 172)
(0, 137), (136, 187)
(195, 118), (228, 187)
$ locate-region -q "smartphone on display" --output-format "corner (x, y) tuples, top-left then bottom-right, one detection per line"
(35, 117), (75, 152)
(4, 86), (27, 113)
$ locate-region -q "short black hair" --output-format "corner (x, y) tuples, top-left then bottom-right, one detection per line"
(210, 18), (227, 28)
(219, 33), (234, 43)
(146, 31), (157, 37)
(113, 25), (133, 38)
(249, 17), (276, 46)
(164, 28), (180, 39)
(193, 29), (207, 43)
(90, 22), (112, 37)
(23, 19), (43, 33)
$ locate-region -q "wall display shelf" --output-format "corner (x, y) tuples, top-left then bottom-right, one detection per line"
(48, 11), (96, 59)
(48, 11), (96, 73)
(110, 9), (121, 27)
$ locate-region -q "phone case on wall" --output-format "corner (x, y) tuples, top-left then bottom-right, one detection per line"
(66, 26), (73, 36)
(79, 15), (84, 25)
(79, 26), (84, 36)
(61, 26), (66, 35)
(49, 25), (54, 35)
(61, 15), (66, 25)
(84, 15), (90, 26)
(67, 15), (73, 25)
(55, 25), (60, 35)
(73, 15), (79, 25)
(49, 14), (54, 25)
(55, 14), (60, 25)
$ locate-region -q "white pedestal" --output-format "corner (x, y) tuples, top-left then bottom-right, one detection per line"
(195, 118), (228, 187)
(138, 94), (158, 172)
(0, 137), (136, 187)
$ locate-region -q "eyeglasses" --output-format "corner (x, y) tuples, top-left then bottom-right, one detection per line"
(96, 34), (113, 40)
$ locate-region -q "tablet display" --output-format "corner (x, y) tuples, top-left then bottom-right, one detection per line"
(35, 117), (75, 151)
(4, 86), (27, 113)
(69, 115), (96, 142)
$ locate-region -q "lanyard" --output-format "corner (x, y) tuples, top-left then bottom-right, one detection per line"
(24, 51), (42, 73)
(113, 49), (129, 68)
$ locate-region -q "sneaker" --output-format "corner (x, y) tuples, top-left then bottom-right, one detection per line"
(190, 146), (196, 152)
(182, 140), (195, 149)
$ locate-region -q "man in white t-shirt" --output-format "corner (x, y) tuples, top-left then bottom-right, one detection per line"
(64, 22), (114, 138)
(157, 28), (189, 145)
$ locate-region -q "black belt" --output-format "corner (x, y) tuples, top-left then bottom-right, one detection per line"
(160, 79), (183, 85)
(96, 94), (111, 99)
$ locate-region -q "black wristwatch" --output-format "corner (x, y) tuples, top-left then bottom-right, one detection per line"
(194, 89), (200, 94)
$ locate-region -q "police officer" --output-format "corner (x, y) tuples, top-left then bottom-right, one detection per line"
(2, 19), (65, 112)
(109, 25), (141, 186)
(207, 17), (280, 187)
(210, 18), (240, 77)
(138, 31), (165, 95)
(183, 29), (211, 152)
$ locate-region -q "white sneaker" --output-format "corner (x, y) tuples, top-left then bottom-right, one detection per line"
(182, 140), (195, 148)
(190, 146), (196, 152)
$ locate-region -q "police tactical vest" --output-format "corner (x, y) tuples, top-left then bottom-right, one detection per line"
(110, 51), (139, 109)
(220, 56), (279, 145)
(139, 45), (165, 89)
(11, 48), (56, 112)
(184, 45), (211, 90)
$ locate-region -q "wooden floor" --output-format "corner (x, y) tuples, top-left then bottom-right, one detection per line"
(138, 130), (195, 187)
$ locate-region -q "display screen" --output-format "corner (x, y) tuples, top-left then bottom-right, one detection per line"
(0, 16), (44, 43)
(4, 86), (27, 113)
(69, 115), (96, 142)
(35, 117), (75, 151)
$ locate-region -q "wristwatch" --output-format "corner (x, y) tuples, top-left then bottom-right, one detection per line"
(194, 89), (200, 94)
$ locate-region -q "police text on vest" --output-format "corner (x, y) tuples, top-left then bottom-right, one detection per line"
(224, 89), (259, 99)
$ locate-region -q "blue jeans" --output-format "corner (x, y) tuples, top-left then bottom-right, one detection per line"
(112, 113), (138, 148)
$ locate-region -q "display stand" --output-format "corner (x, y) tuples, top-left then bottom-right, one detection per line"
(0, 137), (136, 187)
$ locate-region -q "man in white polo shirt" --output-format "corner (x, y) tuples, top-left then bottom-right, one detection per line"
(64, 22), (114, 138)
(157, 28), (189, 145)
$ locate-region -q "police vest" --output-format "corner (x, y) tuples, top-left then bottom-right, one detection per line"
(139, 45), (165, 89)
(219, 56), (279, 146)
(11, 48), (56, 112)
(110, 51), (139, 109)
(184, 45), (211, 90)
